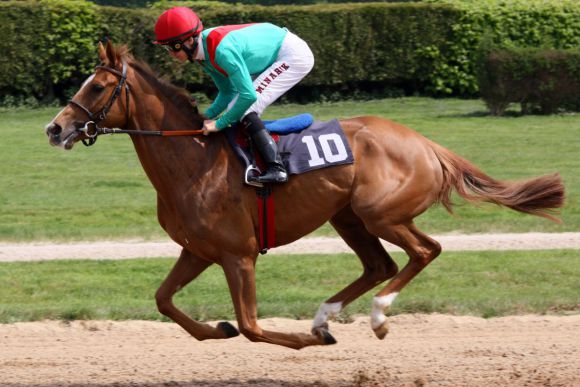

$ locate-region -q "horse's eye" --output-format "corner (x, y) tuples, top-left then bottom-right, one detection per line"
(91, 84), (105, 93)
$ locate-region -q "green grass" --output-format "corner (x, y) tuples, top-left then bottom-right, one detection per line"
(0, 250), (578, 323)
(0, 98), (578, 241)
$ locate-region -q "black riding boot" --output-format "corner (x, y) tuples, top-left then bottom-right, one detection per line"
(243, 113), (288, 184)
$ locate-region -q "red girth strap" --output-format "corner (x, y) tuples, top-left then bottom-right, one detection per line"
(256, 186), (275, 254)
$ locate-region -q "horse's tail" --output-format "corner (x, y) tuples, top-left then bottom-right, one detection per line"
(428, 141), (565, 222)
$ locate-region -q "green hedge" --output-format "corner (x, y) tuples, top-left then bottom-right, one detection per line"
(0, 0), (99, 104)
(425, 0), (580, 95)
(479, 48), (580, 115)
(89, 0), (414, 6)
(0, 0), (578, 105)
(0, 1), (459, 104)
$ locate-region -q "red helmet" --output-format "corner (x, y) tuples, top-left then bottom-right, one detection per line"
(154, 7), (203, 44)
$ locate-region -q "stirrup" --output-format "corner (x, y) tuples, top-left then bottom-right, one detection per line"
(244, 164), (264, 188)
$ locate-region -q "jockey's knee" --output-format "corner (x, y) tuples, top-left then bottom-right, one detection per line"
(241, 112), (264, 135)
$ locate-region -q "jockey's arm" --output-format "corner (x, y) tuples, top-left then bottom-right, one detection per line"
(204, 70), (236, 120)
(214, 50), (257, 130)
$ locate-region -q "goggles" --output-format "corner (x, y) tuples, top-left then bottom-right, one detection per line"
(162, 40), (184, 53)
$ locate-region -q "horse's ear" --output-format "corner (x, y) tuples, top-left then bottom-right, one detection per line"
(98, 41), (108, 64)
(105, 40), (117, 68)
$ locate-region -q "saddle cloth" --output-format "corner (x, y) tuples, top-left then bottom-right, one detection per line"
(225, 117), (355, 182)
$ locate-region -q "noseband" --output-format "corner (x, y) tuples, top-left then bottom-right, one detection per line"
(68, 62), (131, 146)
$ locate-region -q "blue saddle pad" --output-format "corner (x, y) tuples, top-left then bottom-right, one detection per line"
(264, 113), (313, 133)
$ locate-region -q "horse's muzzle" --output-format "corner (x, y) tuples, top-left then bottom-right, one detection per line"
(45, 122), (62, 146)
(45, 122), (78, 149)
(45, 122), (61, 136)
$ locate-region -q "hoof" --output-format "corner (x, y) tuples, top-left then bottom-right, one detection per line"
(321, 330), (337, 345)
(217, 321), (239, 338)
(312, 326), (337, 345)
(373, 321), (389, 340)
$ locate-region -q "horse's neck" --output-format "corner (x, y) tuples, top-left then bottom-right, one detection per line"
(127, 88), (225, 198)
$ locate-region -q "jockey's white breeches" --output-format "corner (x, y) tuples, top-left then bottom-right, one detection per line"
(226, 31), (314, 117)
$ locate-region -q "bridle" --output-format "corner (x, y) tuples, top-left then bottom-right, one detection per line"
(68, 61), (203, 147)
(69, 61), (131, 146)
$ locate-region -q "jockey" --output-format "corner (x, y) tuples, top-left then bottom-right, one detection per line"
(154, 6), (315, 184)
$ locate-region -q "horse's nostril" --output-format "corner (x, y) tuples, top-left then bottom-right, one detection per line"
(47, 123), (62, 136)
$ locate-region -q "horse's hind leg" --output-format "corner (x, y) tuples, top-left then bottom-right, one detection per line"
(221, 253), (335, 350)
(311, 205), (399, 336)
(155, 248), (240, 340)
(365, 222), (441, 339)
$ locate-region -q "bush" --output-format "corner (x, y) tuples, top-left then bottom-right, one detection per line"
(478, 48), (580, 115)
(151, 0), (415, 5)
(89, 0), (150, 6)
(0, 0), (578, 105)
(0, 0), (98, 102)
(424, 0), (580, 95)
(149, 1), (231, 11)
(0, 1), (458, 104)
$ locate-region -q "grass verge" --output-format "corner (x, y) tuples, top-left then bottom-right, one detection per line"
(0, 97), (577, 241)
(1, 250), (578, 323)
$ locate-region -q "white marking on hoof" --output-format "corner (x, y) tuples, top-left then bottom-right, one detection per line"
(371, 292), (398, 330)
(312, 302), (342, 328)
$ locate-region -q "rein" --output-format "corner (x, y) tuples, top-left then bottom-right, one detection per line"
(68, 61), (203, 146)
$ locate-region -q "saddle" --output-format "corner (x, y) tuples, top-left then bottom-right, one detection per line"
(225, 114), (354, 253)
(225, 114), (354, 187)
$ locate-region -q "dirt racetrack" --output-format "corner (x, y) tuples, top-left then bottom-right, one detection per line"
(2, 235), (579, 386)
(2, 314), (579, 386)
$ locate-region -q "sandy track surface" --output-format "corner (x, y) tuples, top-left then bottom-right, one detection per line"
(2, 314), (579, 386)
(2, 235), (578, 386)
(1, 232), (579, 262)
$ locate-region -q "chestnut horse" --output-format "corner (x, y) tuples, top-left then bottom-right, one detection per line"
(45, 42), (564, 349)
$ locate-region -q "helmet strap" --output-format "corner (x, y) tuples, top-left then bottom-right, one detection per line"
(183, 37), (199, 63)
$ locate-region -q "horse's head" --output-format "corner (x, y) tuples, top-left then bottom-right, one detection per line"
(45, 41), (131, 150)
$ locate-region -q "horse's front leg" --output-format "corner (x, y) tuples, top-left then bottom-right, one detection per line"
(156, 248), (240, 340)
(221, 254), (336, 350)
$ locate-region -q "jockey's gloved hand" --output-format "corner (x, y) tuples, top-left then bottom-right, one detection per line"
(203, 120), (218, 136)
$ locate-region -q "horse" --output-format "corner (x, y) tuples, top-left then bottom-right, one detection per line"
(44, 41), (565, 350)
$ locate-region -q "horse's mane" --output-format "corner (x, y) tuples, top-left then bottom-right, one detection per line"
(116, 46), (204, 124)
